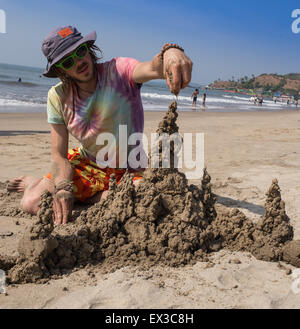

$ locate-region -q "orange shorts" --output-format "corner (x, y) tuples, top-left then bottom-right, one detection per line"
(45, 148), (144, 202)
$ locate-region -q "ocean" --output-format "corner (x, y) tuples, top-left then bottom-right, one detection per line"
(0, 62), (295, 113)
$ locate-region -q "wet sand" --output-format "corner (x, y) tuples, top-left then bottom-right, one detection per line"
(0, 109), (300, 308)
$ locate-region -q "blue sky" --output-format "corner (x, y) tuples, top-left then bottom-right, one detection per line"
(0, 0), (300, 84)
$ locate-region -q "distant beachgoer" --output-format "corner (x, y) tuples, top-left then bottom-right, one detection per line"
(18, 77), (22, 82)
(287, 99), (290, 106)
(273, 96), (277, 103)
(254, 95), (258, 105)
(258, 95), (263, 106)
(192, 88), (199, 108)
(295, 100), (298, 108)
(202, 93), (207, 106)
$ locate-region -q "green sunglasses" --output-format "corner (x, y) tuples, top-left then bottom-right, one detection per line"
(55, 43), (89, 71)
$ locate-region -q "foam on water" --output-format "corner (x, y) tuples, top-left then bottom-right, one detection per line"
(0, 98), (43, 107)
(0, 62), (296, 113)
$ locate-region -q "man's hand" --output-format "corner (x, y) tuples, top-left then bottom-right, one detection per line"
(53, 190), (73, 225)
(163, 48), (193, 96)
(150, 48), (193, 96)
(132, 47), (193, 96)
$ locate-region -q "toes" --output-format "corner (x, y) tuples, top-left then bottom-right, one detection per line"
(8, 179), (22, 185)
(7, 182), (18, 187)
(6, 177), (25, 192)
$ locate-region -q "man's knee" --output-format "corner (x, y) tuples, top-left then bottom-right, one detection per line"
(21, 178), (54, 214)
(20, 194), (41, 215)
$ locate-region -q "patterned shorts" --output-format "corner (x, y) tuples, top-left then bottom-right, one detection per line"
(45, 147), (144, 202)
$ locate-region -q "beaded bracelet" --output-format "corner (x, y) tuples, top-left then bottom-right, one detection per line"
(54, 179), (73, 194)
(159, 43), (184, 62)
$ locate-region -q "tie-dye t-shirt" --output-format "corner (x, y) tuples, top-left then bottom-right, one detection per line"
(47, 57), (146, 169)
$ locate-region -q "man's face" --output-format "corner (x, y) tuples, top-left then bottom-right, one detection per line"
(58, 46), (95, 83)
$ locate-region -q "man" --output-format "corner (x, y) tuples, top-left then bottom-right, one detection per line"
(191, 88), (199, 108)
(7, 26), (193, 225)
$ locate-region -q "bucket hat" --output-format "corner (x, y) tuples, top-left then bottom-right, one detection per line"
(42, 26), (97, 78)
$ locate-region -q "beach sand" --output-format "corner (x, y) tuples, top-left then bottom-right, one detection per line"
(0, 109), (300, 309)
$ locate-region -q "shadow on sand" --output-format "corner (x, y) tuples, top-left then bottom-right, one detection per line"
(216, 194), (265, 216)
(0, 130), (50, 137)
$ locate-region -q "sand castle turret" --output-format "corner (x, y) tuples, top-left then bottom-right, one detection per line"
(251, 179), (293, 261)
(256, 179), (293, 244)
(149, 101), (182, 172)
(208, 179), (295, 263)
(201, 168), (217, 224)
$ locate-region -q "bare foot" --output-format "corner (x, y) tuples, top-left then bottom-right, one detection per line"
(6, 176), (41, 193)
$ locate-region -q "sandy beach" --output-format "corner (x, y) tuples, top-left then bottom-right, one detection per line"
(0, 109), (300, 309)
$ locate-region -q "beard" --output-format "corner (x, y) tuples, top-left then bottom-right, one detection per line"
(73, 62), (96, 83)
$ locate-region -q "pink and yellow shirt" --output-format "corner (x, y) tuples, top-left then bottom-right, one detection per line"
(47, 57), (145, 169)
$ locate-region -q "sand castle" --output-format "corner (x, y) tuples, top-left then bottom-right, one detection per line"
(3, 101), (300, 284)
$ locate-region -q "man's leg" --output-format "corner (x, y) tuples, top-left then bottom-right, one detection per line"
(7, 173), (144, 212)
(82, 178), (143, 205)
(7, 176), (54, 215)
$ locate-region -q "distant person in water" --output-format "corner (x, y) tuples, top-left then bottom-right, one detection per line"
(202, 93), (207, 106)
(258, 95), (263, 106)
(192, 88), (199, 108)
(18, 77), (22, 82)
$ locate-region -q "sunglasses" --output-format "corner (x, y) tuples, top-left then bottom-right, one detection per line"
(55, 43), (89, 71)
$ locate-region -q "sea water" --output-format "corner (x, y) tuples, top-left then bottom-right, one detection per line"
(0, 62), (294, 113)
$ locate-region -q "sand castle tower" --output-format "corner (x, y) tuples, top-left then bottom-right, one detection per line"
(256, 179), (293, 244)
